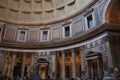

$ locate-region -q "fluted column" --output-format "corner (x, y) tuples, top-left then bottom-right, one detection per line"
(7, 52), (11, 77)
(30, 54), (34, 66)
(7, 62), (11, 76)
(80, 50), (85, 80)
(61, 51), (65, 80)
(71, 49), (76, 78)
(1, 52), (5, 75)
(21, 53), (26, 77)
(3, 56), (8, 76)
(28, 54), (33, 78)
(10, 54), (16, 77)
(30, 54), (34, 73)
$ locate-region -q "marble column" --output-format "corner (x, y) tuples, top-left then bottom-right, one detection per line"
(27, 66), (31, 78)
(3, 52), (9, 76)
(27, 53), (34, 78)
(80, 50), (85, 80)
(21, 53), (26, 77)
(0, 51), (4, 75)
(51, 51), (56, 79)
(7, 63), (11, 77)
(31, 54), (34, 66)
(30, 53), (34, 73)
(10, 54), (16, 77)
(7, 52), (12, 77)
(61, 51), (65, 80)
(71, 49), (76, 78)
(3, 55), (8, 76)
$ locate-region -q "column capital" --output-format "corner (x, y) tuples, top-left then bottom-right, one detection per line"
(12, 53), (16, 59)
(23, 53), (26, 56)
(71, 48), (75, 53)
(61, 50), (65, 54)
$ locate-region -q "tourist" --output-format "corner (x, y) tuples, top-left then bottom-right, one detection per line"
(76, 77), (81, 80)
(103, 74), (114, 80)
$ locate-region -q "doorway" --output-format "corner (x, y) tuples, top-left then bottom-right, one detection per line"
(88, 59), (99, 79)
(86, 52), (103, 79)
(39, 64), (48, 79)
(92, 61), (98, 78)
(37, 58), (49, 79)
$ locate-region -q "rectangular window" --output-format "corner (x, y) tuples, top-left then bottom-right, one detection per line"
(19, 31), (26, 41)
(87, 14), (94, 29)
(65, 26), (70, 37)
(42, 31), (48, 41)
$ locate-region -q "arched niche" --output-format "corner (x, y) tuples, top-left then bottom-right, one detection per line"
(37, 58), (49, 63)
(105, 0), (120, 24)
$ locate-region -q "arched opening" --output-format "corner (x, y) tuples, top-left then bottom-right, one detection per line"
(105, 0), (120, 24)
(37, 58), (49, 79)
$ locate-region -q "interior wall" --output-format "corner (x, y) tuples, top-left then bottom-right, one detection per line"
(105, 0), (120, 24)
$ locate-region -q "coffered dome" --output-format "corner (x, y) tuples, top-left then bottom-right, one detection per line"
(0, 0), (95, 25)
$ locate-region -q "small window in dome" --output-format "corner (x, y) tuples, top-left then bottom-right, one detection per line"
(87, 14), (93, 29)
(19, 31), (25, 41)
(63, 25), (72, 38)
(65, 26), (70, 37)
(42, 31), (48, 40)
(41, 30), (49, 41)
(18, 30), (27, 42)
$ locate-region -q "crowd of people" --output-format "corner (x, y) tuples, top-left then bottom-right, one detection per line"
(0, 75), (30, 80)
(1, 74), (117, 80)
(0, 75), (81, 80)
